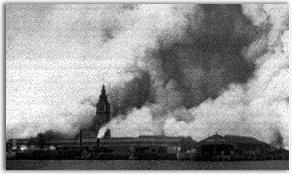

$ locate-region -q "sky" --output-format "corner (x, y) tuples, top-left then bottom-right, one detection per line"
(6, 4), (289, 149)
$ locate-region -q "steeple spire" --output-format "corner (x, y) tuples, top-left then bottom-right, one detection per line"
(101, 84), (106, 95)
(94, 85), (111, 134)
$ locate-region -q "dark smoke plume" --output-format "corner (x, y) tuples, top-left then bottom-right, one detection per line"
(144, 4), (263, 109)
(27, 130), (71, 146)
(109, 69), (155, 116)
(106, 4), (288, 148)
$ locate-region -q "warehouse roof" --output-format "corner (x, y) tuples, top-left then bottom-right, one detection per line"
(195, 133), (269, 147)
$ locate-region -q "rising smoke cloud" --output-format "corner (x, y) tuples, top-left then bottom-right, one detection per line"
(106, 4), (289, 148)
(6, 4), (289, 149)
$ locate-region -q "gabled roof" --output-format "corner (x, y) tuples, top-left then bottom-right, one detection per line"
(224, 135), (267, 145)
(196, 133), (269, 147)
(195, 134), (230, 146)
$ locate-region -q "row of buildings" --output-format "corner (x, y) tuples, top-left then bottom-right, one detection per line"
(6, 85), (288, 160)
(7, 132), (286, 160)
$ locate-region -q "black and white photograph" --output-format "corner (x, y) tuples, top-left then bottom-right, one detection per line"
(5, 3), (289, 170)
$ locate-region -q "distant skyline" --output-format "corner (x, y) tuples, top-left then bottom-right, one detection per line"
(6, 4), (289, 149)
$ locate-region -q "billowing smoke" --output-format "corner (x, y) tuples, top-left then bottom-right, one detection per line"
(106, 4), (289, 148)
(109, 69), (154, 116)
(6, 4), (289, 148)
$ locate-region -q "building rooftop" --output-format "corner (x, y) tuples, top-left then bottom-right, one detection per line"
(195, 133), (269, 147)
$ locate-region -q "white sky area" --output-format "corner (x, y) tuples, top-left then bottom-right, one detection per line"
(6, 4), (193, 138)
(6, 4), (137, 138)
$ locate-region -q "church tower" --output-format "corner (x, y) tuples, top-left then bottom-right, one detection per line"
(95, 84), (111, 133)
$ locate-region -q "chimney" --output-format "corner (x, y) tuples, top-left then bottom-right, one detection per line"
(79, 129), (82, 147)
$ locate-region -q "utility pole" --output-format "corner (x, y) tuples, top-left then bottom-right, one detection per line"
(79, 128), (82, 159)
(79, 128), (82, 147)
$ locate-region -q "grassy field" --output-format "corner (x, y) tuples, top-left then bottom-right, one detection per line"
(6, 160), (289, 170)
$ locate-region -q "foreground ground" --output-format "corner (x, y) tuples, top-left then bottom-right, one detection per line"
(6, 160), (289, 170)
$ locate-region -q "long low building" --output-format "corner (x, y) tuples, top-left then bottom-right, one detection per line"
(97, 135), (197, 159)
(7, 133), (287, 160)
(194, 133), (276, 161)
(22, 131), (197, 160)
